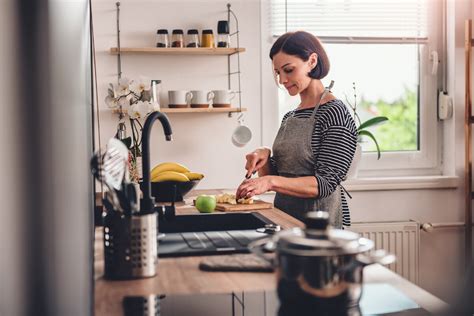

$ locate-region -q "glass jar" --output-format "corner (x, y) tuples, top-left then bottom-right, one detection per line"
(186, 29), (200, 47)
(171, 29), (184, 48)
(201, 29), (215, 48)
(156, 29), (169, 48)
(217, 20), (230, 48)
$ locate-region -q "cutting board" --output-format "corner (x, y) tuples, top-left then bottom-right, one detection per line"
(192, 199), (273, 212)
(215, 200), (273, 212)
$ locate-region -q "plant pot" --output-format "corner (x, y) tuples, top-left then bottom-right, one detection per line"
(346, 143), (362, 179)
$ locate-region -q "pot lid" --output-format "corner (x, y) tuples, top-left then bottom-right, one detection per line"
(274, 211), (374, 256)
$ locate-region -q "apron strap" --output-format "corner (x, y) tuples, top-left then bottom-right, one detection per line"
(310, 80), (334, 119)
(340, 184), (352, 199)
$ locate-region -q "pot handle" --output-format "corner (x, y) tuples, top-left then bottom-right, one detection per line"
(248, 237), (275, 266)
(356, 249), (396, 267)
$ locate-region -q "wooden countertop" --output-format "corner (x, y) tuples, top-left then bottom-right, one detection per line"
(94, 189), (448, 315)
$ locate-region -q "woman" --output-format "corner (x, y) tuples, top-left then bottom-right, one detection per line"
(236, 31), (357, 228)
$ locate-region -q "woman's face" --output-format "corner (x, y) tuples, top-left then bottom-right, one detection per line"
(273, 52), (316, 96)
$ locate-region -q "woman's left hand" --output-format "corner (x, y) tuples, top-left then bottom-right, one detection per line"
(236, 176), (273, 199)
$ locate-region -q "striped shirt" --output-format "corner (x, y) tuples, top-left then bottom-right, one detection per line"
(272, 99), (357, 226)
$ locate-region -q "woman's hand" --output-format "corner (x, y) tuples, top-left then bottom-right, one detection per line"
(244, 148), (271, 178)
(236, 176), (273, 199)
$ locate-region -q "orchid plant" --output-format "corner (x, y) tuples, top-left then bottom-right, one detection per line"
(105, 77), (159, 182)
(346, 82), (389, 160)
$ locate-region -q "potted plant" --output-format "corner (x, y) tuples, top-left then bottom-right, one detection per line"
(105, 77), (159, 183)
(345, 82), (389, 178)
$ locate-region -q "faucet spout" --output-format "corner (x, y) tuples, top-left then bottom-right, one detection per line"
(141, 111), (173, 212)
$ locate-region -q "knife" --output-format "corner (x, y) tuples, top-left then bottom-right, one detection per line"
(245, 170), (257, 179)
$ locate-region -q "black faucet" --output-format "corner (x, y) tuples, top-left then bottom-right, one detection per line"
(141, 111), (173, 212)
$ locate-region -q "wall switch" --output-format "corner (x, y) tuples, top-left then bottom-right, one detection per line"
(438, 91), (453, 120)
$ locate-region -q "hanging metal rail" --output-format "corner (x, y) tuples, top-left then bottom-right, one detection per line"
(227, 3), (242, 116)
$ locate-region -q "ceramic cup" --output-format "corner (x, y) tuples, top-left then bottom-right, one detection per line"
(212, 90), (236, 108)
(232, 119), (252, 147)
(168, 90), (193, 108)
(190, 90), (214, 108)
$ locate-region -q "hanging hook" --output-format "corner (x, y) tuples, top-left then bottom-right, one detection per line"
(237, 112), (244, 123)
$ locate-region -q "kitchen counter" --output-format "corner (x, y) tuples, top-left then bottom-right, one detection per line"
(94, 189), (448, 315)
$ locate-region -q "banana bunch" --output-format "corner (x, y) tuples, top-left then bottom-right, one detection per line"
(216, 193), (254, 205)
(150, 162), (205, 182)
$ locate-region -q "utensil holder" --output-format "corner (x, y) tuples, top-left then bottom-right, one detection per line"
(103, 211), (158, 280)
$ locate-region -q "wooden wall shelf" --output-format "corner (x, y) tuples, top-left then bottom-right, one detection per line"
(113, 107), (247, 114)
(109, 47), (245, 56)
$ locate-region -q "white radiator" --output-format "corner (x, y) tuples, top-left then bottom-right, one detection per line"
(349, 221), (420, 284)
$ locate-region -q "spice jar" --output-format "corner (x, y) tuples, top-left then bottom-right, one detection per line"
(171, 29), (184, 48)
(156, 29), (169, 48)
(217, 21), (230, 48)
(201, 29), (215, 48)
(186, 29), (200, 48)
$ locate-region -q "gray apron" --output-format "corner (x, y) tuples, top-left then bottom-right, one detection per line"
(272, 87), (343, 228)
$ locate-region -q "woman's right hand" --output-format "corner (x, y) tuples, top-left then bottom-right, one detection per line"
(244, 148), (271, 178)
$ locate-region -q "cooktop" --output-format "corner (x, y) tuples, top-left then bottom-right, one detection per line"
(122, 283), (430, 316)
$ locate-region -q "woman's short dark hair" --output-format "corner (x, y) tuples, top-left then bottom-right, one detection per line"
(269, 31), (330, 79)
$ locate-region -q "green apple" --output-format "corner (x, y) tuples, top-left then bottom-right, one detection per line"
(195, 195), (216, 213)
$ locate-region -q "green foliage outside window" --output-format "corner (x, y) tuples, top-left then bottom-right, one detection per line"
(358, 87), (418, 153)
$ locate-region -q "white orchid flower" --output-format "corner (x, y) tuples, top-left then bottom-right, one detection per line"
(117, 77), (130, 96)
(130, 77), (151, 94)
(117, 97), (130, 108)
(105, 95), (118, 109)
(128, 101), (152, 119)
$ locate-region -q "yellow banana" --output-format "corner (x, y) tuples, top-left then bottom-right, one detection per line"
(152, 171), (190, 182)
(184, 172), (204, 181)
(150, 162), (190, 179)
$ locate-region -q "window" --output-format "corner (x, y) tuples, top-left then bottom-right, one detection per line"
(267, 0), (443, 176)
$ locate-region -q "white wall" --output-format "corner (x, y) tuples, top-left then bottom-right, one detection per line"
(92, 0), (263, 189)
(92, 0), (470, 304)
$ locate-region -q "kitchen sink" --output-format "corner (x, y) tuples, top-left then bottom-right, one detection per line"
(158, 212), (273, 233)
(157, 212), (275, 258)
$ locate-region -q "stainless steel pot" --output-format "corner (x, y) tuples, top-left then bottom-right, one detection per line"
(249, 211), (395, 306)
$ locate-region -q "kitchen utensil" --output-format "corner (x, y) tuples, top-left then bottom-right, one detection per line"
(90, 150), (123, 214)
(168, 90), (192, 108)
(231, 113), (252, 147)
(190, 90), (214, 108)
(248, 211), (396, 306)
(103, 210), (158, 280)
(215, 200), (273, 212)
(146, 179), (200, 202)
(103, 138), (128, 190)
(212, 90), (236, 108)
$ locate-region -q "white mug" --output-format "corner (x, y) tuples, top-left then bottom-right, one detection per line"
(168, 90), (192, 108)
(231, 121), (252, 147)
(190, 90), (214, 108)
(212, 90), (236, 107)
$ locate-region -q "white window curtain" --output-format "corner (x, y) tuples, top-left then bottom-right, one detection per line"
(270, 0), (429, 43)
